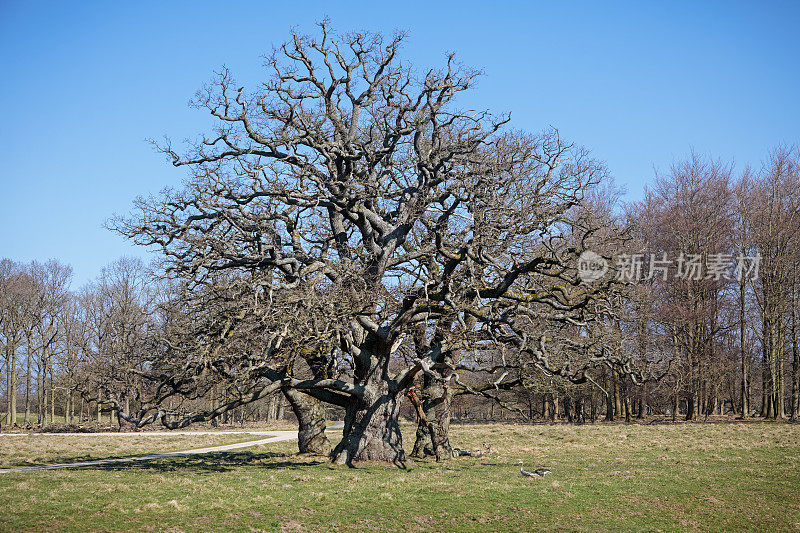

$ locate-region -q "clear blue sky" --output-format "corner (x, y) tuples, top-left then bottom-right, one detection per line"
(1, 1), (798, 287)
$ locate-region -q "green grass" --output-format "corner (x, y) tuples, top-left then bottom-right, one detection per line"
(1, 422), (799, 532)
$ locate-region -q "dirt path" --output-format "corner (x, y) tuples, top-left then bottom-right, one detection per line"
(0, 424), (343, 474)
(0, 430), (288, 437)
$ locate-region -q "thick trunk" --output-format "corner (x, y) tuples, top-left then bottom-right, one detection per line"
(410, 400), (439, 460)
(283, 388), (331, 455)
(411, 374), (453, 459)
(330, 357), (409, 467)
(331, 394), (407, 466)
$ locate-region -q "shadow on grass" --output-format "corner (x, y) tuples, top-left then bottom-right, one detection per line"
(87, 451), (327, 473)
(6, 450), (490, 473)
(3, 451), (328, 473)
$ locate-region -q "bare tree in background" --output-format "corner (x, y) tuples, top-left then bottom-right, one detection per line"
(32, 260), (72, 425)
(742, 147), (800, 419)
(77, 258), (153, 429)
(632, 154), (734, 420)
(1, 260), (27, 426)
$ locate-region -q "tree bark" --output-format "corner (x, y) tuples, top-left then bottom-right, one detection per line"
(23, 342), (31, 424)
(7, 343), (17, 426)
(739, 269), (751, 418)
(49, 372), (55, 425)
(792, 278), (800, 421)
(575, 396), (585, 424)
(330, 352), (409, 467)
(564, 396), (573, 423)
(411, 373), (453, 459)
(117, 396), (137, 432)
(283, 388), (331, 455)
(552, 392), (559, 421)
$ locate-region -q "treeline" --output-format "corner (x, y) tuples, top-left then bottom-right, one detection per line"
(0, 257), (291, 428)
(2, 147), (799, 428)
(627, 148), (800, 421)
(453, 148), (800, 423)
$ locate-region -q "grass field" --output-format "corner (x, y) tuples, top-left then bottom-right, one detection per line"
(0, 432), (266, 468)
(1, 422), (798, 532)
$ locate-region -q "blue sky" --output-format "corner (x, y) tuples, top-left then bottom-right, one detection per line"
(1, 1), (798, 287)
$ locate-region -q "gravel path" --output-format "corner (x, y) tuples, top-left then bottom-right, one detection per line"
(0, 423), (343, 474)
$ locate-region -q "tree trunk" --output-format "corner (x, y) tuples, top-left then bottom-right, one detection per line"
(637, 385), (647, 419)
(23, 343), (31, 424)
(762, 331), (771, 418)
(792, 281), (800, 421)
(275, 394), (284, 421)
(283, 388), (331, 455)
(66, 389), (73, 424)
(117, 396), (137, 432)
(330, 353), (409, 467)
(7, 344), (17, 426)
(49, 373), (55, 425)
(672, 393), (678, 423)
(4, 346), (12, 425)
(36, 369), (43, 425)
(543, 394), (551, 420)
(739, 271), (750, 418)
(575, 396), (585, 424)
(777, 346), (786, 419)
(553, 392), (559, 421)
(564, 396), (573, 423)
(96, 389), (102, 423)
(411, 373), (453, 459)
(624, 390), (632, 423)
